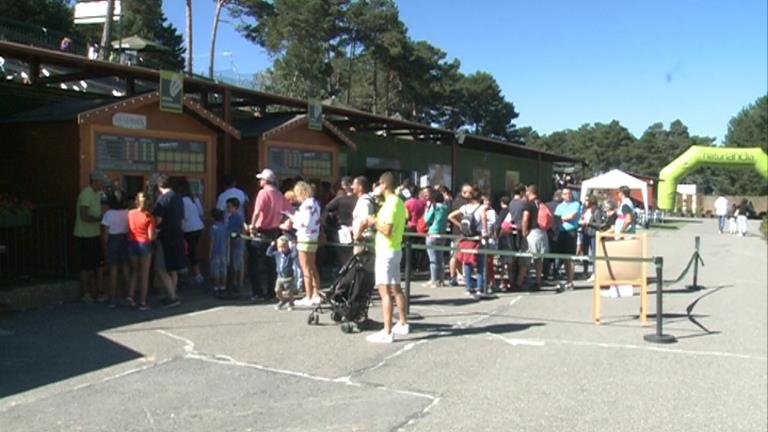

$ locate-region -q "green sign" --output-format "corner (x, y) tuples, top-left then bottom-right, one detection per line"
(159, 70), (183, 113)
(308, 98), (322, 131)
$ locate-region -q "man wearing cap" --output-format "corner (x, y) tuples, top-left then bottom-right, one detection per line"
(248, 168), (290, 301)
(75, 171), (106, 302)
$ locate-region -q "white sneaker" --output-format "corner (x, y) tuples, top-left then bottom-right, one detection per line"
(392, 322), (410, 335)
(294, 297), (311, 307)
(311, 296), (322, 305)
(366, 329), (394, 344)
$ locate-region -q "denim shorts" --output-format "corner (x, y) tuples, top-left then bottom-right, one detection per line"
(230, 247), (244, 272)
(210, 256), (228, 279)
(128, 240), (153, 258)
(107, 234), (129, 264)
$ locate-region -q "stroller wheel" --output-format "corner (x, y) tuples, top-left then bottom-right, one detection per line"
(307, 313), (317, 325)
(312, 314), (320, 325)
(331, 311), (343, 323)
(340, 322), (353, 333)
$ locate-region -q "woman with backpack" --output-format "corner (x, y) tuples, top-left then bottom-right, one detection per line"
(447, 185), (487, 300)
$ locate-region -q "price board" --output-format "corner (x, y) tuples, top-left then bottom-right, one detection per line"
(95, 133), (205, 173)
(268, 147), (333, 178)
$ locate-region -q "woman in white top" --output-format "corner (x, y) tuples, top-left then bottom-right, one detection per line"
(179, 180), (205, 286)
(101, 192), (131, 308)
(282, 181), (322, 306)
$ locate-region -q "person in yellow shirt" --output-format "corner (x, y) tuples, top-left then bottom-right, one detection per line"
(74, 171), (106, 301)
(365, 172), (409, 344)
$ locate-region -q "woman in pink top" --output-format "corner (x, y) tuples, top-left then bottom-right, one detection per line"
(127, 192), (155, 310)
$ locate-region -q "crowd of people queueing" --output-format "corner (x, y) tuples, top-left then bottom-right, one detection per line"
(72, 167), (640, 343)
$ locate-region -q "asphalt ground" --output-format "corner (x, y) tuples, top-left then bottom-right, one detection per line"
(1, 218), (766, 431)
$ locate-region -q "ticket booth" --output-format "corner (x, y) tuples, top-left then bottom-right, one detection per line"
(232, 114), (357, 192)
(76, 92), (240, 209)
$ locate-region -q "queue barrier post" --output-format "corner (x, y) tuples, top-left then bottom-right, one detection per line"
(404, 235), (412, 316)
(686, 236), (703, 291)
(644, 257), (677, 344)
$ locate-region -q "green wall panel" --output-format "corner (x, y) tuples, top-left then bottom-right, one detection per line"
(342, 131), (555, 199)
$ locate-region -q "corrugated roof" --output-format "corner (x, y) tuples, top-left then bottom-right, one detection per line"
(234, 113), (303, 138)
(0, 98), (113, 123)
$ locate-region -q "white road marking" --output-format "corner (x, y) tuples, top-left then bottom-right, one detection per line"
(509, 295), (523, 306)
(481, 333), (767, 362)
(155, 328), (441, 431)
(186, 306), (224, 317)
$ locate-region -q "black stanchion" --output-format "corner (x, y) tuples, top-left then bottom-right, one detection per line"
(644, 257), (677, 344)
(400, 236), (422, 320)
(686, 236), (703, 291)
(404, 236), (412, 315)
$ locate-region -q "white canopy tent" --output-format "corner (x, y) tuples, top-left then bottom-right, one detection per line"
(580, 169), (649, 212)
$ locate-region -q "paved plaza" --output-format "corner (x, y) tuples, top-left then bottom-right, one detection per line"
(1, 218), (766, 431)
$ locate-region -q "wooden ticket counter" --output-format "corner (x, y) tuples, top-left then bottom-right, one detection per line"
(77, 92), (240, 209)
(232, 114), (357, 192)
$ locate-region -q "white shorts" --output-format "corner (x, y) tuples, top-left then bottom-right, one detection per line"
(375, 251), (402, 286)
(526, 229), (549, 256)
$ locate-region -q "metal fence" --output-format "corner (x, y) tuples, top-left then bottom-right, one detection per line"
(0, 205), (69, 278)
(0, 17), (86, 54)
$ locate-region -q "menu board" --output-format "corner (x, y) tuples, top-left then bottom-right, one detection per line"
(95, 133), (205, 173)
(96, 134), (155, 171)
(156, 140), (205, 173)
(268, 147), (333, 178)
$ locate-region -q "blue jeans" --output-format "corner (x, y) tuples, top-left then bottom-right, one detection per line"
(426, 236), (445, 282)
(718, 215), (726, 232)
(463, 254), (486, 293)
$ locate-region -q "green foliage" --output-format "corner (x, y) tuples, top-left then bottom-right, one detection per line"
(527, 120), (636, 175)
(717, 95), (768, 196)
(0, 0), (74, 33)
(75, 0), (184, 70)
(229, 0), (519, 137)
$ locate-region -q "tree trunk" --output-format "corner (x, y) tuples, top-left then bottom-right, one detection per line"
(346, 40), (355, 105)
(98, 0), (115, 61)
(384, 69), (390, 116)
(185, 0), (193, 73)
(209, 0), (225, 79)
(372, 57), (378, 115)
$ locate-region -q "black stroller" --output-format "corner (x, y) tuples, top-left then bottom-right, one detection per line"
(307, 250), (375, 333)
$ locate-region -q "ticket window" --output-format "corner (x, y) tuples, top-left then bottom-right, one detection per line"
(123, 175), (145, 203)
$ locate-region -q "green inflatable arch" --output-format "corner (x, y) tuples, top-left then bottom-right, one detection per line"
(658, 146), (768, 210)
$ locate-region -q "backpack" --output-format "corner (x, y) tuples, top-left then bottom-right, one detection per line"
(416, 215), (428, 234)
(460, 204), (482, 237)
(537, 200), (554, 232)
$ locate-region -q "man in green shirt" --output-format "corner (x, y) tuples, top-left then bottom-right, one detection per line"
(75, 171), (105, 301)
(365, 172), (409, 344)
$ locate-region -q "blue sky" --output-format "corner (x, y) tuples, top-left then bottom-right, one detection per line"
(163, 0), (767, 142)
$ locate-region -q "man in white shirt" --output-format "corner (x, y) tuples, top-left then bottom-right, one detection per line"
(714, 195), (729, 234)
(351, 176), (376, 255)
(217, 176), (249, 220)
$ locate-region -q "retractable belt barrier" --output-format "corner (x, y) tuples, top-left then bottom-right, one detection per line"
(238, 231), (704, 344)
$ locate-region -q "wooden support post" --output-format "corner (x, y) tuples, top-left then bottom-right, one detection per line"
(537, 152), (542, 194)
(126, 76), (135, 96)
(450, 134), (457, 193)
(223, 88), (232, 176)
(29, 59), (40, 85)
(201, 90), (209, 109)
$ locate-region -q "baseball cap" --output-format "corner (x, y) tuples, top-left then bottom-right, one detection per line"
(255, 168), (277, 183)
(90, 170), (107, 183)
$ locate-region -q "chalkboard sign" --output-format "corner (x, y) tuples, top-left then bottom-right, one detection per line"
(268, 147), (333, 178)
(95, 133), (206, 173)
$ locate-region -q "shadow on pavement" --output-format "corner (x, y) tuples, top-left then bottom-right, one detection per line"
(0, 288), (252, 398)
(406, 322), (545, 341)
